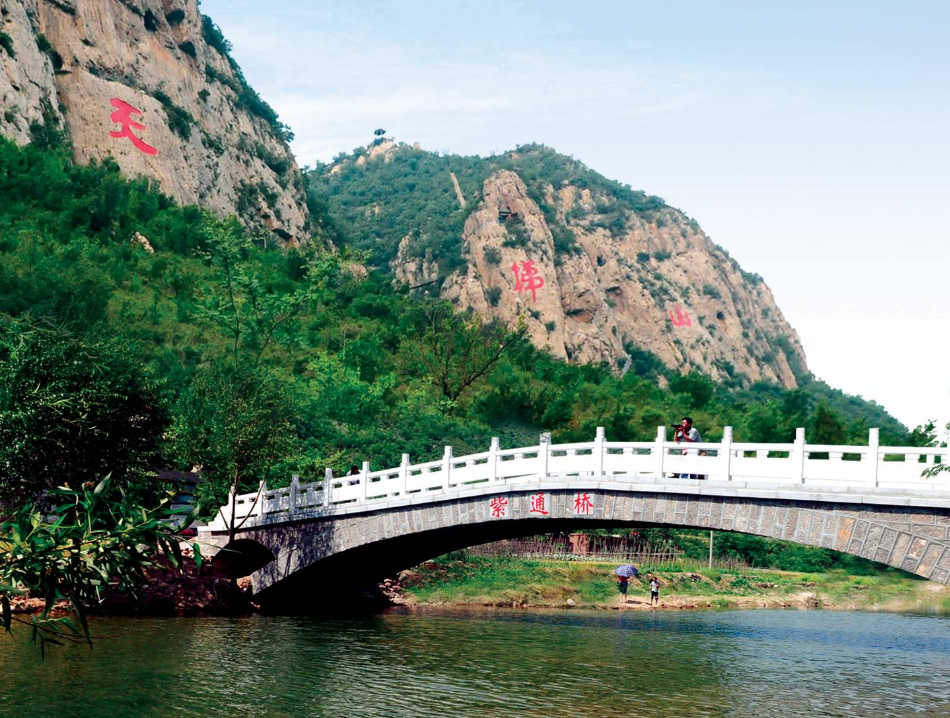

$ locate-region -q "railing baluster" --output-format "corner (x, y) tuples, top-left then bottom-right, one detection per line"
(323, 468), (332, 507)
(489, 437), (499, 483)
(538, 433), (550, 480)
(792, 428), (806, 484)
(868, 428), (880, 488)
(654, 426), (666, 478)
(595, 427), (605, 477)
(721, 426), (733, 481)
(399, 454), (409, 496)
(290, 474), (299, 513)
(256, 480), (267, 519)
(361, 461), (371, 502)
(442, 446), (453, 490)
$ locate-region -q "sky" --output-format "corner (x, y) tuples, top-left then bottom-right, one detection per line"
(202, 0), (950, 438)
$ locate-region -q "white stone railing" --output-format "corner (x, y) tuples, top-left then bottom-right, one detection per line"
(201, 427), (950, 532)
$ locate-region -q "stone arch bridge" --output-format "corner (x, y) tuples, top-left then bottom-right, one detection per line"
(198, 427), (950, 607)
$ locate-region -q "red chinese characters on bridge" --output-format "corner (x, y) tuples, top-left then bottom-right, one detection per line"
(109, 98), (158, 156)
(572, 492), (594, 515)
(489, 496), (509, 518)
(511, 260), (544, 302)
(529, 492), (550, 516)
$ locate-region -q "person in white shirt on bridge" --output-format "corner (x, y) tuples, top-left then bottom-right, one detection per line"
(673, 417), (703, 479)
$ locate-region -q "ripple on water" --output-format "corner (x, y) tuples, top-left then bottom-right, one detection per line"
(0, 609), (948, 718)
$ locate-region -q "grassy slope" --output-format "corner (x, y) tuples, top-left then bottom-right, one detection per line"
(398, 555), (949, 613)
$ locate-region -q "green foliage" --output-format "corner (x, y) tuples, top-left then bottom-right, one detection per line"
(668, 373), (715, 410)
(502, 222), (531, 248)
(0, 477), (196, 655)
(28, 99), (67, 150)
(172, 362), (298, 522)
(34, 33), (52, 55)
(200, 15), (294, 142)
(0, 31), (14, 58)
(0, 137), (916, 535)
(0, 320), (169, 508)
(702, 284), (722, 300)
(919, 418), (949, 478)
(403, 304), (527, 406)
(307, 143), (663, 274)
(151, 89), (194, 140)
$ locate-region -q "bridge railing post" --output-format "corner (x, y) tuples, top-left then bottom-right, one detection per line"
(489, 437), (500, 483)
(791, 428), (806, 484)
(595, 427), (605, 477)
(361, 461), (371, 502)
(720, 426), (733, 481)
(290, 473), (299, 513)
(323, 468), (332, 508)
(399, 453), (410, 496)
(222, 486), (236, 529)
(868, 428), (880, 488)
(256, 480), (267, 520)
(442, 446), (453, 491)
(654, 426), (666, 478)
(538, 433), (550, 480)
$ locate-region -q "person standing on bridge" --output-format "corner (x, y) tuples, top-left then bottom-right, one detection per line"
(673, 417), (703, 478)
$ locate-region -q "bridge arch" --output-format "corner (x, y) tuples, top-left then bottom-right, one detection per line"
(231, 487), (950, 608)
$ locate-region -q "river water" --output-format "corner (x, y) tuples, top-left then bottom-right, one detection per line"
(1, 608), (949, 718)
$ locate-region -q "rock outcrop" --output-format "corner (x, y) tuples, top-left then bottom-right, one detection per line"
(0, 0), (309, 242)
(313, 142), (807, 388)
(439, 170), (806, 387)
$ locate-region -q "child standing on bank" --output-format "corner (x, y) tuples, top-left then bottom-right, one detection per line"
(649, 575), (661, 607)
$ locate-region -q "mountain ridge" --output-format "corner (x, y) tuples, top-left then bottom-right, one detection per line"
(309, 141), (808, 389)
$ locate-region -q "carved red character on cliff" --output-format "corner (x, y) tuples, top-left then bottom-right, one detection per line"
(109, 98), (158, 156)
(669, 304), (691, 328)
(511, 260), (544, 302)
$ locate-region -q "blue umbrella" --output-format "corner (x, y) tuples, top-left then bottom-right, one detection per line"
(615, 564), (638, 578)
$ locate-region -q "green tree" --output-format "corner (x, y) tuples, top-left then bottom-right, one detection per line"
(0, 477), (196, 655)
(172, 363), (297, 541)
(404, 303), (527, 408)
(0, 320), (169, 508)
(668, 373), (715, 410)
(196, 219), (321, 368)
(808, 401), (847, 444)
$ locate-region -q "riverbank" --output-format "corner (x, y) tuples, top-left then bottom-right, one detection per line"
(390, 555), (950, 613)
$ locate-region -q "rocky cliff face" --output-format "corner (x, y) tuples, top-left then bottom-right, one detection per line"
(388, 157), (807, 388)
(0, 0), (309, 242)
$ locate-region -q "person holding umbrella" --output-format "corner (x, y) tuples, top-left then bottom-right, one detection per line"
(615, 565), (638, 603)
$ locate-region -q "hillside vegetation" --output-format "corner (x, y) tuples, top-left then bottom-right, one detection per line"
(308, 141), (667, 273)
(308, 142), (814, 388)
(0, 138), (920, 520)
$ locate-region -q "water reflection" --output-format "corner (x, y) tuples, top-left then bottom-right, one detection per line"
(0, 609), (948, 718)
